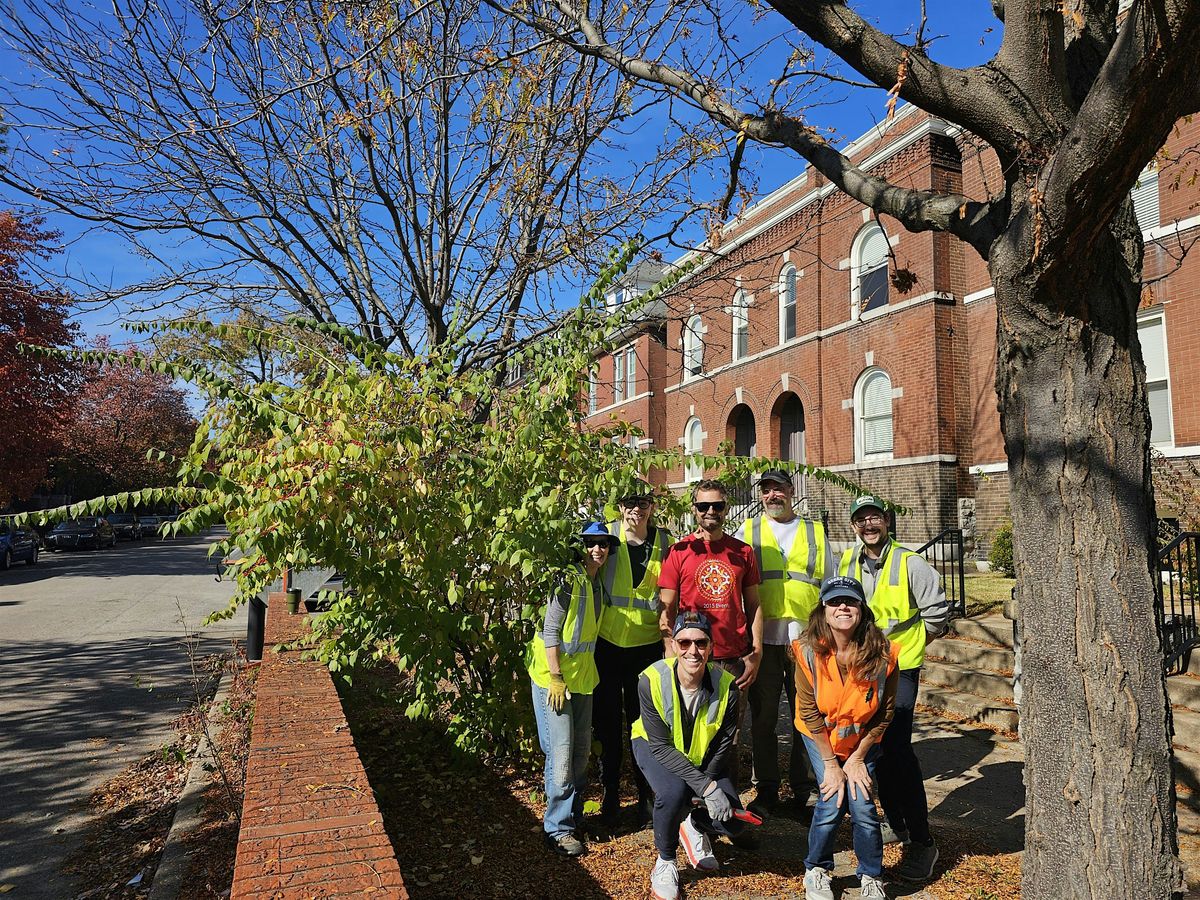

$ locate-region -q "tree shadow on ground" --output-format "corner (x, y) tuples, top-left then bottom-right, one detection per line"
(0, 635), (235, 896)
(1, 535), (222, 586)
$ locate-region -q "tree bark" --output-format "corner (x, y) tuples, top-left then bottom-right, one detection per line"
(992, 213), (1184, 898)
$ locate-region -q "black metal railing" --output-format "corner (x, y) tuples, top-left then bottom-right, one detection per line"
(1158, 531), (1200, 674)
(915, 528), (967, 619)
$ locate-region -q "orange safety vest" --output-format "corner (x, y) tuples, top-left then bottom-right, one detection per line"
(792, 640), (899, 759)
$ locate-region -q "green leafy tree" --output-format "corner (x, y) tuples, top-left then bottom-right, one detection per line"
(18, 248), (874, 754)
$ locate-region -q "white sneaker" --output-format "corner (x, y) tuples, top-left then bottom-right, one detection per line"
(679, 813), (718, 871)
(859, 873), (887, 898)
(650, 856), (679, 900)
(803, 866), (834, 900)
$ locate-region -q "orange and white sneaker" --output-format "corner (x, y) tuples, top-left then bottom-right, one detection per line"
(650, 856), (679, 900)
(679, 813), (718, 871)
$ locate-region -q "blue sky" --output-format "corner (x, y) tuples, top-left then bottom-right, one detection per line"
(0, 0), (1001, 343)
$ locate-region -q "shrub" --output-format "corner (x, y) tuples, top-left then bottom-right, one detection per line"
(989, 520), (1014, 577)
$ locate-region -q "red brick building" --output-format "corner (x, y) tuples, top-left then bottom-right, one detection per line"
(584, 103), (1200, 554)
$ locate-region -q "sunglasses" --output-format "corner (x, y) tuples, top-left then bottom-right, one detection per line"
(693, 501), (727, 513)
(620, 498), (652, 510)
(675, 637), (711, 651)
(582, 538), (612, 549)
(822, 596), (863, 608)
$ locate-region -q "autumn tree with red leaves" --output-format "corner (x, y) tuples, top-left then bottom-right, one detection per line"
(54, 340), (198, 499)
(0, 212), (77, 507)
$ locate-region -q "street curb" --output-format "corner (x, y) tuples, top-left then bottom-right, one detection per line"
(149, 670), (236, 900)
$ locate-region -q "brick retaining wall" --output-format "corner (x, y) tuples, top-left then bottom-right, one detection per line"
(231, 597), (408, 898)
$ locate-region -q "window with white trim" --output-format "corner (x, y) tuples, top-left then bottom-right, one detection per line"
(684, 417), (704, 482)
(856, 368), (893, 459)
(1131, 164), (1160, 233)
(613, 350), (625, 403)
(780, 265), (797, 343)
(587, 367), (598, 414)
(851, 223), (890, 319)
(732, 291), (749, 361)
(683, 315), (704, 378)
(625, 346), (637, 397)
(1139, 313), (1173, 445)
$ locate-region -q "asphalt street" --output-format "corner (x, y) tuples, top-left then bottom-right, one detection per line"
(0, 531), (240, 898)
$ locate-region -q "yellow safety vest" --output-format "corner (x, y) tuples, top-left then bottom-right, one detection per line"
(793, 640), (899, 759)
(630, 658), (735, 766)
(599, 522), (669, 647)
(743, 516), (826, 623)
(527, 566), (603, 694)
(838, 541), (926, 670)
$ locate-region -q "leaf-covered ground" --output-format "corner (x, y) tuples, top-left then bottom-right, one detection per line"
(342, 668), (1022, 899)
(63, 652), (256, 900)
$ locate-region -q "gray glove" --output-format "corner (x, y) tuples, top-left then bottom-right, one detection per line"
(703, 782), (733, 823)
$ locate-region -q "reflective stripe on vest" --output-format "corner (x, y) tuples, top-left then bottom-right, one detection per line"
(798, 643), (894, 759)
(599, 522), (668, 647)
(630, 658), (734, 766)
(527, 566), (603, 694)
(837, 541), (926, 669)
(745, 516), (825, 622)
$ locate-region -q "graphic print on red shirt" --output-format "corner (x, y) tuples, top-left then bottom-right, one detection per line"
(658, 534), (760, 659)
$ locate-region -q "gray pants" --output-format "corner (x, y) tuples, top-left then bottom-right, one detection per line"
(747, 643), (812, 794)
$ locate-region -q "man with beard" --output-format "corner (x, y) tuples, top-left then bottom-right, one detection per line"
(838, 495), (948, 882)
(740, 469), (833, 817)
(658, 479), (763, 790)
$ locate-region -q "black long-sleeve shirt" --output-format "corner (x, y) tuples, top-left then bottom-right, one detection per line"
(635, 664), (740, 795)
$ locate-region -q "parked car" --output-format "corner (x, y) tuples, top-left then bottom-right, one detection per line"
(139, 515), (162, 538)
(46, 517), (117, 551)
(0, 519), (39, 569)
(106, 513), (143, 541)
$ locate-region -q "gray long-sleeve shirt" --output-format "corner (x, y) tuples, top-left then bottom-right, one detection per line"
(634, 665), (740, 795)
(541, 572), (606, 645)
(849, 540), (950, 643)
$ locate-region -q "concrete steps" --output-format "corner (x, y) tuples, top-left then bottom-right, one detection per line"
(926, 638), (1014, 673)
(922, 658), (1013, 703)
(948, 615), (1014, 648)
(920, 616), (1200, 790)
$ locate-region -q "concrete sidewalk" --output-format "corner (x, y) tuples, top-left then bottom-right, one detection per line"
(712, 711), (1024, 898)
(0, 534), (239, 898)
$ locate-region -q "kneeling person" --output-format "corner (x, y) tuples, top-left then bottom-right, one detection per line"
(632, 611), (746, 900)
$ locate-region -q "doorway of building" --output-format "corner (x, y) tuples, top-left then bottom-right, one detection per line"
(773, 392), (806, 503)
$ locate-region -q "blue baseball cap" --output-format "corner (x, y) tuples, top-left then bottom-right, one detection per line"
(578, 521), (619, 549)
(672, 610), (713, 638)
(820, 575), (866, 606)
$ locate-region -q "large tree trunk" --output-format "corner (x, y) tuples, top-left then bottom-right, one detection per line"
(992, 222), (1185, 898)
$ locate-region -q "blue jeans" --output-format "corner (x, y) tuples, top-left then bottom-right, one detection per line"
(802, 736), (883, 877)
(532, 681), (593, 838)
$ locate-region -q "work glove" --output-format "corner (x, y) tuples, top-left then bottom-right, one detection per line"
(703, 781), (733, 823)
(547, 674), (569, 713)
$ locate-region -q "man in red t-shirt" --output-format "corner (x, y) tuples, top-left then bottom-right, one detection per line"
(659, 479), (763, 788)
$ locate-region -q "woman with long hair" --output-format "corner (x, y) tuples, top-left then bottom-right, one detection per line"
(794, 575), (899, 900)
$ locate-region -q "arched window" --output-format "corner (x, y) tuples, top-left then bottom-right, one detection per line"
(684, 417), (704, 482)
(731, 291), (749, 362)
(683, 315), (704, 378)
(856, 368), (894, 459)
(851, 223), (890, 319)
(779, 265), (797, 343)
